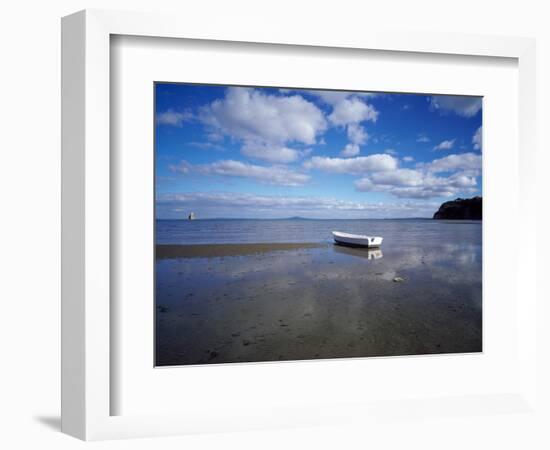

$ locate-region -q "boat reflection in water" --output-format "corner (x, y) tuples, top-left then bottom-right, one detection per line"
(332, 244), (383, 260)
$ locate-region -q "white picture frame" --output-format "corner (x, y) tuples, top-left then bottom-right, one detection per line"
(61, 9), (537, 441)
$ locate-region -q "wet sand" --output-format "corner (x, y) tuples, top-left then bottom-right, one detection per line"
(156, 242), (325, 259)
(155, 242), (482, 366)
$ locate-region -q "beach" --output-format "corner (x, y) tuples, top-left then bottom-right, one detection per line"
(155, 219), (482, 366)
(156, 242), (324, 259)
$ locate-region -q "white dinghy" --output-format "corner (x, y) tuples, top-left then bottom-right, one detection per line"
(332, 231), (383, 248)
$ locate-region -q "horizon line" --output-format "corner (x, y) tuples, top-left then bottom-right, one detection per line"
(155, 216), (434, 221)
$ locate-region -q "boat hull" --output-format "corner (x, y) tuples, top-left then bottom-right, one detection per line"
(332, 231), (383, 248)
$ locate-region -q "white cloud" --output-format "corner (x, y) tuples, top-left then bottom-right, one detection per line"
(370, 169), (424, 187)
(352, 153), (482, 199)
(281, 90), (377, 158)
(472, 126), (482, 150)
(240, 142), (301, 163)
(156, 110), (193, 126)
(416, 134), (430, 143)
(328, 97), (379, 126)
(384, 148), (398, 156)
(402, 156), (414, 162)
(170, 159), (310, 187)
(198, 87), (327, 163)
(312, 90), (350, 105)
(347, 123), (368, 145)
(304, 154), (399, 174)
(433, 139), (456, 151)
(353, 152), (482, 198)
(169, 160), (192, 174)
(157, 191), (439, 219)
(340, 143), (360, 157)
(429, 95), (482, 118)
(310, 90), (378, 106)
(339, 123), (369, 157)
(427, 152), (482, 173)
(355, 169), (478, 199)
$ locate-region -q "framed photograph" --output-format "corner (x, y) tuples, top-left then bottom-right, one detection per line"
(62, 9), (537, 440)
(153, 82), (483, 367)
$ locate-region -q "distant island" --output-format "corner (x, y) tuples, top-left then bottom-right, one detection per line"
(433, 196), (482, 220)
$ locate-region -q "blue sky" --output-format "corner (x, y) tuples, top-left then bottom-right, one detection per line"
(155, 83), (482, 219)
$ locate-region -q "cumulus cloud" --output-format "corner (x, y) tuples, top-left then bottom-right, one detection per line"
(240, 142), (302, 164)
(416, 134), (430, 143)
(156, 110), (193, 126)
(310, 90), (350, 105)
(198, 87), (327, 163)
(472, 126), (482, 150)
(328, 97), (379, 126)
(433, 139), (456, 151)
(370, 169), (424, 187)
(429, 95), (482, 118)
(352, 152), (482, 199)
(402, 156), (414, 162)
(304, 154), (398, 174)
(340, 143), (360, 157)
(309, 90), (378, 106)
(340, 123), (368, 157)
(156, 191), (439, 219)
(170, 159), (310, 187)
(427, 152), (482, 173)
(281, 90), (378, 158)
(347, 123), (368, 145)
(355, 168), (478, 199)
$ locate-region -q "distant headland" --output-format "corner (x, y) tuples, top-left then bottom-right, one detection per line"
(433, 196), (482, 220)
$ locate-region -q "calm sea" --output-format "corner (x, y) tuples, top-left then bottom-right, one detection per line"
(156, 218), (483, 365)
(156, 218), (482, 248)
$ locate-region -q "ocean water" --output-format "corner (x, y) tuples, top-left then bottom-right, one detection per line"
(155, 218), (482, 365)
(156, 218), (482, 249)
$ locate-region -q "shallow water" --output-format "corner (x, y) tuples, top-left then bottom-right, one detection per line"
(155, 220), (482, 366)
(156, 218), (481, 247)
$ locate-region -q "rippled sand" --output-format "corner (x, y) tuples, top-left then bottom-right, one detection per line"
(155, 242), (482, 366)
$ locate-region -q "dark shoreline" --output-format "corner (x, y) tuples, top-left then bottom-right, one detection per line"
(156, 242), (326, 259)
